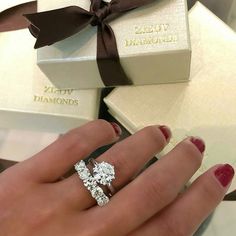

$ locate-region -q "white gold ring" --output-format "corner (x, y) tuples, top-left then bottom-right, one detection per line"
(74, 160), (116, 206)
(89, 159), (116, 196)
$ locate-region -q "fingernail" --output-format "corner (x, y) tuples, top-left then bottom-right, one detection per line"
(214, 164), (235, 187)
(159, 125), (171, 141)
(190, 137), (205, 153)
(110, 122), (122, 136)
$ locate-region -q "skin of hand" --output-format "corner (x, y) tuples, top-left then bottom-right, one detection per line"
(0, 120), (234, 236)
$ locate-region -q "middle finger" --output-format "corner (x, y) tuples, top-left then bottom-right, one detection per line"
(56, 125), (171, 209)
(93, 137), (205, 236)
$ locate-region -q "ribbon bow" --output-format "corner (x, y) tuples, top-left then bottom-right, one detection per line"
(24, 0), (156, 86)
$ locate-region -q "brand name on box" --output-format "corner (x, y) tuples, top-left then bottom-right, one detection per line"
(43, 86), (74, 95)
(134, 24), (169, 34)
(125, 23), (178, 47)
(33, 86), (79, 106)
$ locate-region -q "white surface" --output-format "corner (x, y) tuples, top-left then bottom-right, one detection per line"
(0, 129), (58, 162)
(0, 0), (33, 12)
(201, 202), (236, 236)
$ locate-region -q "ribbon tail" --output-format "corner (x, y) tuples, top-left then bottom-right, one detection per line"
(24, 6), (93, 49)
(97, 23), (132, 86)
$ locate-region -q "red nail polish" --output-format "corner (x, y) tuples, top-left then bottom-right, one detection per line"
(110, 122), (122, 136)
(159, 125), (171, 141)
(215, 164), (235, 187)
(190, 137), (205, 153)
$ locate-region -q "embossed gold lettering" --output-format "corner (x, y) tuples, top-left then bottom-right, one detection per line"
(135, 24), (169, 34)
(33, 95), (79, 106)
(43, 86), (74, 95)
(125, 35), (178, 47)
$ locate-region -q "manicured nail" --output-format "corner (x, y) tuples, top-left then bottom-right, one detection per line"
(215, 164), (235, 187)
(159, 125), (171, 141)
(190, 137), (205, 153)
(110, 122), (122, 136)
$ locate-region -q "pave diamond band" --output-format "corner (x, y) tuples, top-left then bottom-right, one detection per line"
(74, 160), (115, 206)
(74, 161), (109, 206)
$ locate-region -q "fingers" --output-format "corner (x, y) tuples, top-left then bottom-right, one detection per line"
(130, 164), (235, 236)
(21, 120), (120, 182)
(94, 137), (205, 236)
(57, 125), (171, 209)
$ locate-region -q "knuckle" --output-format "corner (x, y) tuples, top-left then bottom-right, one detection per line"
(72, 135), (90, 156)
(94, 119), (116, 139)
(200, 178), (222, 203)
(172, 226), (189, 236)
(61, 119), (116, 157)
(30, 208), (52, 227)
(144, 177), (176, 207)
(178, 141), (203, 168)
(64, 132), (90, 156)
(142, 126), (166, 148)
(93, 119), (111, 129)
(107, 144), (131, 177)
(26, 199), (56, 231)
(62, 175), (91, 205)
(159, 216), (188, 236)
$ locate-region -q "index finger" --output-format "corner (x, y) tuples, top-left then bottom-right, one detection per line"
(91, 137), (205, 235)
(19, 120), (121, 182)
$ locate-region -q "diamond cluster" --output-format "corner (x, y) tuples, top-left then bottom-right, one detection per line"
(93, 161), (115, 185)
(74, 161), (110, 206)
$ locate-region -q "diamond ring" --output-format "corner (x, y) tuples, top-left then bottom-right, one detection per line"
(89, 158), (116, 196)
(74, 159), (116, 206)
(74, 160), (109, 206)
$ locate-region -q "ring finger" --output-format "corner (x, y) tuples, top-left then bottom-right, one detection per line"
(56, 125), (171, 210)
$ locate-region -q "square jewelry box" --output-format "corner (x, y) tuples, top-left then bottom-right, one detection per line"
(35, 0), (191, 89)
(0, 29), (100, 133)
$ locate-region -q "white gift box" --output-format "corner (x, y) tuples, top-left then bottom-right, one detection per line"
(0, 29), (100, 133)
(104, 2), (236, 192)
(35, 0), (191, 89)
(197, 201), (236, 236)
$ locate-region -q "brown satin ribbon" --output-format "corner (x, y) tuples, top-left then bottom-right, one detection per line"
(24, 0), (157, 87)
(0, 1), (36, 32)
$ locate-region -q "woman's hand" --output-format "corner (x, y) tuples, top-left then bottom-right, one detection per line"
(0, 120), (234, 236)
